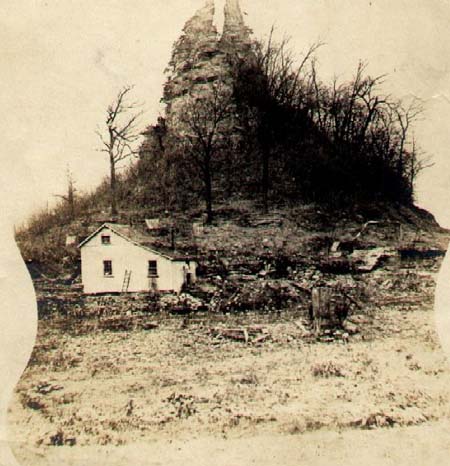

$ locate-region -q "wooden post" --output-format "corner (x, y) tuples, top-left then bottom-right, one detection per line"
(311, 287), (330, 334)
(311, 286), (353, 334)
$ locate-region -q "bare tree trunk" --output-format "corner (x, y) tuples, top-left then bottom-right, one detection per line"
(54, 169), (77, 220)
(225, 150), (233, 199)
(262, 148), (269, 213)
(68, 185), (75, 220)
(204, 155), (213, 224)
(110, 154), (117, 216)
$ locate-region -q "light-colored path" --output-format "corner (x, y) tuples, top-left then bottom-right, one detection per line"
(12, 421), (450, 466)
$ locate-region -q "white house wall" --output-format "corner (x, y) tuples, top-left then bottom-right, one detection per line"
(80, 227), (194, 294)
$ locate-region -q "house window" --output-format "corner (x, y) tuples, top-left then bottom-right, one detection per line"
(103, 260), (113, 276)
(148, 260), (158, 277)
(101, 235), (111, 245)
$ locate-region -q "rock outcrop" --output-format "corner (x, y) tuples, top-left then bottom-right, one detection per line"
(162, 0), (254, 131)
(220, 0), (253, 55)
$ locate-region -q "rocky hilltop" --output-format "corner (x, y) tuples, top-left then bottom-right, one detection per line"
(163, 0), (253, 130)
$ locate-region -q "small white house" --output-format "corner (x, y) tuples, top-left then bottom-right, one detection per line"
(78, 223), (197, 294)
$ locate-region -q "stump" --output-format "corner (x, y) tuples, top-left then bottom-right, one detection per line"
(311, 287), (350, 334)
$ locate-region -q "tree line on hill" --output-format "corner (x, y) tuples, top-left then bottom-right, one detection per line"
(133, 34), (429, 223)
(18, 31), (430, 243)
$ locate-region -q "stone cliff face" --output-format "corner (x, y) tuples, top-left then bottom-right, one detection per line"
(162, 0), (254, 131)
(220, 0), (253, 55)
(163, 1), (220, 102)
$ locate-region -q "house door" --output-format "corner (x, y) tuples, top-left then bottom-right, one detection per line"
(148, 276), (158, 291)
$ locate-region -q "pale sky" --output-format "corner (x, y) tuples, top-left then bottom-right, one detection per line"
(1, 0), (450, 227)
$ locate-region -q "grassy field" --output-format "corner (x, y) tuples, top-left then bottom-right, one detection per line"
(8, 294), (450, 465)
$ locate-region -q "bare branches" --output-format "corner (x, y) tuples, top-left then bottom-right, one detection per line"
(391, 98), (424, 158)
(104, 86), (143, 164)
(310, 62), (427, 200)
(179, 82), (234, 153)
(254, 30), (323, 111)
(98, 85), (144, 215)
(106, 85), (140, 123)
(53, 168), (77, 220)
(176, 81), (235, 223)
(234, 29), (429, 204)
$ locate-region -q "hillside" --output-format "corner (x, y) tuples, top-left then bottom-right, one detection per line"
(16, 0), (437, 280)
(17, 192), (447, 270)
(9, 198), (450, 460)
(17, 195), (449, 323)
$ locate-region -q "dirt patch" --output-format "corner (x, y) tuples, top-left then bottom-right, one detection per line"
(8, 303), (450, 460)
(10, 419), (450, 466)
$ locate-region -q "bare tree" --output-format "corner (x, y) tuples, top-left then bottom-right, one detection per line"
(234, 32), (321, 211)
(97, 85), (143, 215)
(178, 83), (234, 224)
(390, 98), (423, 176)
(54, 168), (77, 220)
(406, 136), (434, 196)
(307, 59), (432, 202)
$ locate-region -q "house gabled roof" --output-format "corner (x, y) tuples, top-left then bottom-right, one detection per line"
(78, 223), (195, 262)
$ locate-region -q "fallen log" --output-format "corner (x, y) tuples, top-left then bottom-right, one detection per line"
(211, 328), (249, 343)
(141, 321), (159, 330)
(252, 334), (271, 345)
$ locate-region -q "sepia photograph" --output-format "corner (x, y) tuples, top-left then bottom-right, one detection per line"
(2, 1), (450, 464)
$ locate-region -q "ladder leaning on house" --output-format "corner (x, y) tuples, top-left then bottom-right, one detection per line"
(121, 270), (132, 293)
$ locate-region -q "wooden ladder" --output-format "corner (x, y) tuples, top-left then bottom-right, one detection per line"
(121, 270), (132, 293)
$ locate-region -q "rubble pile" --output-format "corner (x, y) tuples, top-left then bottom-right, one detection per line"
(218, 279), (308, 313)
(176, 311), (368, 346)
(34, 279), (84, 319)
(159, 293), (207, 314)
(80, 294), (159, 318)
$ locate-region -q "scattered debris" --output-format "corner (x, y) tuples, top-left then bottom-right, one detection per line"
(48, 429), (77, 447)
(210, 326), (269, 344)
(65, 235), (77, 246)
(354, 220), (403, 242)
(350, 247), (396, 272)
(165, 393), (197, 419)
(351, 413), (396, 429)
(160, 293), (206, 314)
(311, 361), (346, 378)
(22, 396), (46, 411)
(36, 383), (64, 395)
(342, 321), (359, 335)
(330, 241), (340, 253)
(97, 316), (159, 332)
(250, 215), (283, 227)
(192, 221), (205, 237)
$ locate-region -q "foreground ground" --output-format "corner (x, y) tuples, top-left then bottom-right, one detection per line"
(8, 292), (450, 465)
(11, 201), (450, 464)
(10, 421), (450, 466)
